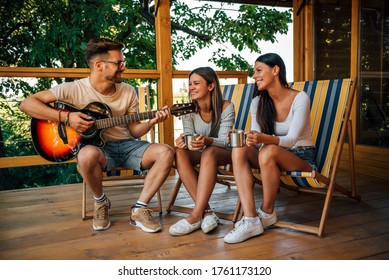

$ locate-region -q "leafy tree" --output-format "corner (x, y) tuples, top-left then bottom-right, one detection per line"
(0, 0), (292, 188)
(1, 0), (291, 71)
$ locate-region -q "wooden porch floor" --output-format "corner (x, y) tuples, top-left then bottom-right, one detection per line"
(0, 170), (389, 260)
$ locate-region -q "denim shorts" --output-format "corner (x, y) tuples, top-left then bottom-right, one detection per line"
(286, 146), (318, 171)
(102, 139), (151, 172)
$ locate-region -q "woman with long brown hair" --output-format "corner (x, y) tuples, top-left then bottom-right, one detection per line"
(170, 67), (235, 236)
(224, 53), (317, 243)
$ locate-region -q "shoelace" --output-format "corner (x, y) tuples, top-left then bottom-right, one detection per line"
(230, 219), (250, 233)
(95, 202), (108, 219)
(139, 208), (153, 220)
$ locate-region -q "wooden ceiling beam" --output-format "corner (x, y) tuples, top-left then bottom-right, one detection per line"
(198, 0), (293, 7)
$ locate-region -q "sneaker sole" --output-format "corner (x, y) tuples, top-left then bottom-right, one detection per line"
(130, 219), (161, 233)
(224, 228), (264, 244)
(169, 227), (198, 236)
(93, 221), (111, 231)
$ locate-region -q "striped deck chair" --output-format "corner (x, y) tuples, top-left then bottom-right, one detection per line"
(246, 78), (359, 237)
(221, 83), (254, 131)
(166, 84), (254, 221)
(82, 86), (162, 220)
(213, 84), (254, 221)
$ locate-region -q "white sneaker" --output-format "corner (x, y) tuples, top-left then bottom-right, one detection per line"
(201, 212), (219, 233)
(224, 217), (264, 244)
(257, 208), (277, 229)
(235, 209), (278, 229)
(169, 218), (201, 236)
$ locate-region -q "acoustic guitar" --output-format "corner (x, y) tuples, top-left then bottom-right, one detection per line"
(31, 101), (196, 162)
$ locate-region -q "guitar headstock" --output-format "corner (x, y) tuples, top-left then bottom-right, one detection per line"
(170, 102), (197, 117)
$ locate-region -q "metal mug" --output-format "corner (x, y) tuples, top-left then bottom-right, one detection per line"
(184, 134), (199, 150)
(229, 130), (246, 147)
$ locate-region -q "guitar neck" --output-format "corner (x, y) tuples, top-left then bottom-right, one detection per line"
(95, 110), (165, 129)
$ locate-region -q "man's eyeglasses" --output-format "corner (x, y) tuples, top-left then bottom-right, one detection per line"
(100, 60), (126, 68)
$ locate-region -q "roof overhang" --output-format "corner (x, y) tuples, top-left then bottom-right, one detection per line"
(199, 0), (293, 8)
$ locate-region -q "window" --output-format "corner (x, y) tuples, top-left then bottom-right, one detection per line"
(359, 0), (389, 147)
(314, 0), (351, 80)
(315, 0), (389, 148)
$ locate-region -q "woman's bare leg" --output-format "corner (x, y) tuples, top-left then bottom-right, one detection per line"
(231, 146), (259, 217)
(258, 144), (312, 214)
(186, 147), (231, 224)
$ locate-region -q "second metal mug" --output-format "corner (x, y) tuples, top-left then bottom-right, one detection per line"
(229, 130), (246, 147)
(184, 134), (199, 150)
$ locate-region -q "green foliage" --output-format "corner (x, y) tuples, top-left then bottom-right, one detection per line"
(0, 0), (291, 188)
(1, 0), (291, 70)
(0, 0), (155, 68)
(170, 2), (291, 74)
(0, 79), (34, 156)
(8, 164), (81, 189)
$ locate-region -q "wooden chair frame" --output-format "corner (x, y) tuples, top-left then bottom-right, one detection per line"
(81, 86), (162, 220)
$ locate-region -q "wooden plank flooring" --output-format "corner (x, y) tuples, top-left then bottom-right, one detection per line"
(0, 170), (388, 260)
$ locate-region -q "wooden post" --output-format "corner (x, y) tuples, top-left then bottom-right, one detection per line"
(293, 0), (313, 81)
(350, 0), (359, 149)
(154, 0), (174, 147)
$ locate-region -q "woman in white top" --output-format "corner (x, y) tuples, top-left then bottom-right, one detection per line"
(169, 67), (235, 236)
(224, 53), (317, 244)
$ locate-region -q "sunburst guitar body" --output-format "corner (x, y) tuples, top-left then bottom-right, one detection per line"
(31, 101), (196, 162)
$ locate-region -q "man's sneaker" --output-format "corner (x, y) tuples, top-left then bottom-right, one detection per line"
(224, 217), (264, 244)
(130, 206), (162, 233)
(257, 208), (277, 229)
(93, 199), (111, 231)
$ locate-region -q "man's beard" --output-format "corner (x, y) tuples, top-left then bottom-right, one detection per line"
(113, 77), (122, 83)
(106, 72), (122, 83)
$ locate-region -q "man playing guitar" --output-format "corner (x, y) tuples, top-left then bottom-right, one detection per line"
(20, 38), (174, 233)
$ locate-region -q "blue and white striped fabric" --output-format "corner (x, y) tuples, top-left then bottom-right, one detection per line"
(221, 83), (254, 131)
(218, 84), (254, 172)
(281, 78), (352, 188)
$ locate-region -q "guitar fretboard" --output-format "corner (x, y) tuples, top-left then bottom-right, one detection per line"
(94, 110), (167, 129)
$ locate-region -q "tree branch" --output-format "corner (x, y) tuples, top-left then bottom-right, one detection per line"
(139, 8), (212, 42)
(171, 21), (212, 42)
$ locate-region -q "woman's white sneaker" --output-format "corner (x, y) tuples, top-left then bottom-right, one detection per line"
(257, 208), (277, 229)
(234, 209), (277, 230)
(224, 217), (264, 244)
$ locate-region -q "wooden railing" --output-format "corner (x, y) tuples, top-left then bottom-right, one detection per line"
(0, 67), (248, 82)
(0, 66), (248, 169)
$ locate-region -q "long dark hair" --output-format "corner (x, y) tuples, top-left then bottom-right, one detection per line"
(189, 67), (224, 137)
(254, 53), (289, 135)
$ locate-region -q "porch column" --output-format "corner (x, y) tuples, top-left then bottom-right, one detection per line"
(293, 0), (314, 81)
(155, 0), (174, 147)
